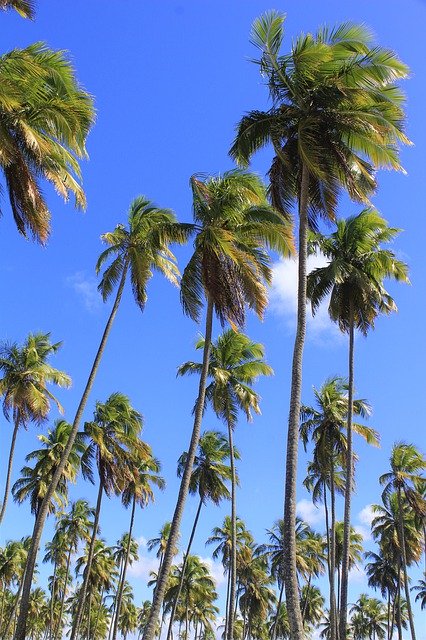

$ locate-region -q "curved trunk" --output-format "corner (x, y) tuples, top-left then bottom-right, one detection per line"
(397, 485), (416, 640)
(166, 496), (203, 640)
(283, 162), (309, 640)
(142, 296), (214, 640)
(339, 308), (354, 640)
(271, 581), (285, 640)
(70, 480), (104, 640)
(54, 545), (72, 640)
(0, 416), (20, 525)
(13, 260), (129, 640)
(226, 418), (237, 640)
(112, 496), (138, 640)
(330, 460), (338, 640)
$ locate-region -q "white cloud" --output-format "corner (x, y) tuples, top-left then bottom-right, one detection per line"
(128, 555), (159, 580)
(354, 525), (371, 542)
(296, 499), (325, 525)
(348, 565), (366, 584)
(66, 271), (101, 311)
(358, 504), (375, 527)
(270, 254), (342, 343)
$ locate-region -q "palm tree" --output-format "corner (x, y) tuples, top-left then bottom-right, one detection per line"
(365, 551), (399, 639)
(378, 443), (426, 640)
(178, 329), (272, 640)
(167, 431), (232, 639)
(70, 392), (147, 640)
(112, 455), (164, 640)
(15, 198), (189, 640)
(0, 0), (34, 17)
(300, 584), (324, 630)
(147, 522), (179, 578)
(350, 594), (387, 640)
(334, 521), (363, 614)
(230, 13), (410, 639)
(142, 169), (292, 640)
(412, 578), (426, 610)
(0, 43), (94, 242)
(308, 209), (409, 636)
(0, 332), (71, 525)
(109, 534), (139, 640)
(12, 420), (86, 520)
(238, 554), (276, 640)
(300, 376), (375, 640)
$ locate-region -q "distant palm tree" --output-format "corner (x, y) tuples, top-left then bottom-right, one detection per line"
(178, 329), (272, 640)
(16, 197), (189, 640)
(365, 550), (399, 639)
(143, 169), (292, 640)
(308, 209), (409, 635)
(0, 332), (71, 525)
(230, 13), (409, 638)
(350, 594), (387, 640)
(412, 578), (426, 610)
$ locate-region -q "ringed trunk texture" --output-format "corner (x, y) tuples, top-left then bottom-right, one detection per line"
(339, 310), (354, 640)
(142, 296), (214, 640)
(226, 418), (237, 640)
(166, 496), (203, 640)
(70, 481), (104, 640)
(283, 162), (309, 640)
(13, 260), (129, 640)
(0, 416), (20, 525)
(112, 495), (137, 640)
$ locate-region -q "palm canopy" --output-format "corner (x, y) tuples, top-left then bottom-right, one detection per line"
(0, 332), (71, 427)
(230, 13), (410, 222)
(180, 170), (293, 328)
(121, 455), (165, 510)
(177, 430), (234, 505)
(178, 329), (273, 428)
(0, 42), (94, 242)
(96, 196), (191, 310)
(307, 209), (409, 335)
(379, 442), (426, 507)
(0, 0), (34, 17)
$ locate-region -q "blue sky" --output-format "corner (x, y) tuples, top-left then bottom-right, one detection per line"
(1, 0), (425, 635)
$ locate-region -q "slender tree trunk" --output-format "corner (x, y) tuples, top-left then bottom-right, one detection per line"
(14, 260), (130, 640)
(283, 162), (309, 640)
(87, 591), (93, 639)
(112, 496), (138, 640)
(54, 546), (72, 640)
(166, 497), (203, 640)
(324, 483), (331, 578)
(387, 591), (391, 640)
(396, 569), (402, 640)
(226, 417), (237, 640)
(142, 296), (214, 640)
(0, 416), (20, 525)
(396, 486), (416, 640)
(339, 309), (355, 640)
(49, 558), (57, 640)
(4, 577), (25, 638)
(71, 481), (104, 640)
(330, 460), (338, 640)
(271, 581), (285, 640)
(93, 587), (105, 639)
(224, 567), (231, 640)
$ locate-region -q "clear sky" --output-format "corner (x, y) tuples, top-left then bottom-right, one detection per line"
(1, 0), (425, 636)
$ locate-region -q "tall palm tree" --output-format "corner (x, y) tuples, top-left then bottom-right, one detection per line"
(147, 522), (179, 579)
(142, 169), (292, 640)
(379, 443), (426, 640)
(300, 376), (375, 640)
(230, 13), (410, 639)
(300, 584), (324, 630)
(0, 42), (94, 242)
(12, 420), (86, 520)
(365, 550), (399, 640)
(0, 332), (71, 525)
(109, 534), (139, 640)
(167, 430), (232, 639)
(238, 554), (276, 640)
(15, 197), (189, 640)
(178, 329), (272, 640)
(308, 209), (409, 636)
(70, 392), (147, 640)
(112, 455), (164, 640)
(350, 594), (387, 640)
(334, 521), (363, 615)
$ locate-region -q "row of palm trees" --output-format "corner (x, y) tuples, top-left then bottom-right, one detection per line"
(0, 4), (423, 640)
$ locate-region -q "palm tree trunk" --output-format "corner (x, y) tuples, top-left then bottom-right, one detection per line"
(283, 161), (309, 640)
(396, 485), (416, 640)
(271, 581), (285, 640)
(0, 416), (20, 525)
(224, 568), (231, 640)
(339, 308), (355, 640)
(14, 259), (130, 640)
(301, 573), (312, 623)
(142, 295), (214, 640)
(54, 545), (72, 640)
(387, 592), (391, 640)
(93, 587), (105, 639)
(166, 496), (204, 640)
(87, 591), (93, 639)
(330, 459), (338, 640)
(4, 577), (25, 638)
(396, 568), (402, 640)
(49, 558), (57, 640)
(226, 417), (237, 640)
(112, 495), (138, 640)
(71, 481), (104, 640)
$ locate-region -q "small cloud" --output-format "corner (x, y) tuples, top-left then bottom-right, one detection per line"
(128, 555), (159, 580)
(358, 504), (375, 527)
(270, 254), (342, 344)
(66, 272), (101, 311)
(354, 525), (371, 542)
(296, 499), (324, 525)
(349, 565), (366, 584)
(136, 535), (147, 549)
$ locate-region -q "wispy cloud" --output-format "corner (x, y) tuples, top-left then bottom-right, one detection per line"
(66, 272), (101, 312)
(355, 504), (375, 541)
(269, 254), (342, 344)
(348, 564), (366, 584)
(296, 499), (325, 525)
